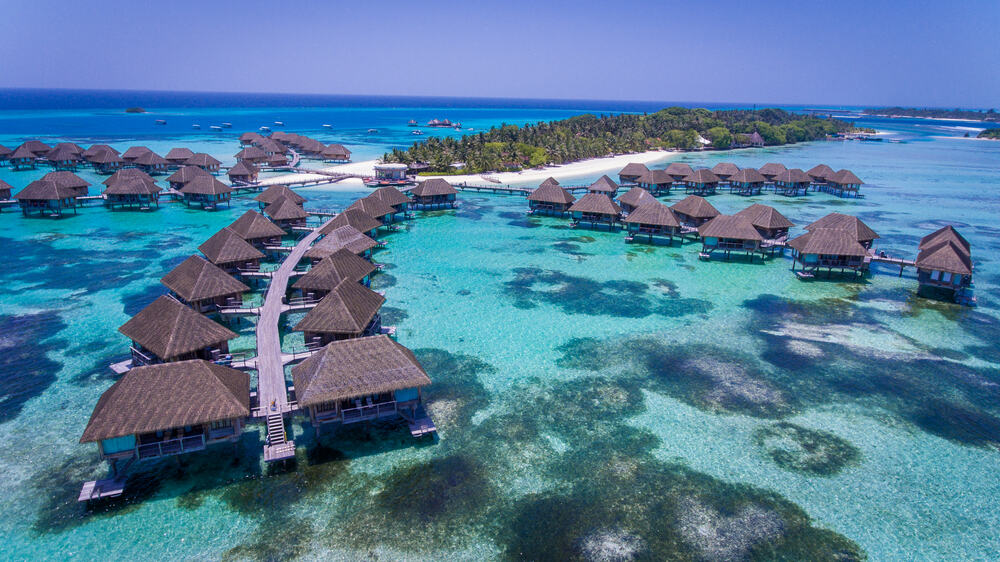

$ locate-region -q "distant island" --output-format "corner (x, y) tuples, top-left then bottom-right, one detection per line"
(978, 128), (1000, 139)
(863, 107), (999, 122)
(384, 107), (853, 173)
(125, 107), (146, 113)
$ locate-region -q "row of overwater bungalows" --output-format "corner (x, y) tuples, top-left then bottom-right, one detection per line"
(0, 140), (222, 175)
(616, 161), (864, 197)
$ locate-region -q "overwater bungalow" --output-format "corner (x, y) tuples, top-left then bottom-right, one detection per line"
(293, 248), (377, 299)
(104, 168), (157, 191)
(294, 280), (386, 346)
(133, 150), (170, 175)
(88, 150), (125, 174)
(588, 175), (619, 197)
(45, 144), (83, 170)
(618, 163), (649, 186)
(180, 175), (233, 209)
(806, 164), (835, 185)
(103, 176), (162, 210)
(617, 186), (658, 214)
(185, 153), (222, 173)
(915, 226), (973, 299)
(321, 144), (352, 163)
(266, 153), (289, 167)
(80, 360), (249, 478)
(409, 178), (457, 209)
(636, 169), (673, 195)
(348, 195), (397, 226)
(239, 132), (263, 146)
(664, 162), (694, 184)
(121, 146), (152, 163)
(264, 196), (309, 229)
(670, 195), (720, 229)
(227, 210), (286, 249)
(255, 184), (306, 209)
(19, 140), (51, 157)
(319, 208), (382, 238)
(235, 146), (268, 165)
(83, 144), (120, 161)
(42, 171), (89, 197)
(167, 165), (211, 190)
(569, 192), (622, 230)
(198, 227), (266, 273)
(0, 179), (12, 200)
(825, 169), (864, 198)
(307, 225), (378, 262)
(734, 203), (795, 242)
(165, 147), (195, 166)
(623, 200), (680, 244)
(227, 161), (259, 185)
(292, 335), (432, 438)
(0, 144), (12, 165)
(10, 146), (38, 170)
(527, 182), (575, 216)
(161, 255), (250, 313)
(540, 177), (560, 187)
(805, 212), (879, 249)
(256, 139), (286, 157)
(758, 162), (787, 183)
(370, 186), (412, 217)
(14, 179), (78, 216)
(697, 215), (764, 260)
(119, 295), (238, 366)
(683, 168), (720, 195)
(727, 168), (767, 195)
(711, 162), (740, 182)
(773, 168), (812, 196)
(788, 228), (869, 278)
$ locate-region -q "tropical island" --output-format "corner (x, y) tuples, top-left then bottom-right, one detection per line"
(863, 106), (999, 122)
(125, 107), (146, 113)
(384, 107), (853, 173)
(977, 128), (1000, 139)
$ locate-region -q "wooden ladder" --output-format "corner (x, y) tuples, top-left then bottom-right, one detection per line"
(266, 413), (286, 446)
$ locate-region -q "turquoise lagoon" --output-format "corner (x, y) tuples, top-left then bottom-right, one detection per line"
(0, 99), (999, 559)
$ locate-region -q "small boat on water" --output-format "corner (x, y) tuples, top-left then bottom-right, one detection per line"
(155, 119), (166, 125)
(322, 124), (332, 128)
(209, 125), (222, 131)
(259, 126), (271, 132)
(274, 121), (284, 126)
(222, 122), (232, 128)
(192, 124), (201, 129)
(411, 130), (424, 135)
(367, 128), (378, 133)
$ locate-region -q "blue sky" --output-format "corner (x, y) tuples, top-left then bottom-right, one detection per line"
(2, 0), (998, 107)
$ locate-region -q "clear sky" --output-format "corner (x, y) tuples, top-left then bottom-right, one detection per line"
(2, 0), (998, 107)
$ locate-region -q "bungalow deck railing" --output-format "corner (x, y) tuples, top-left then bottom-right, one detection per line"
(341, 400), (398, 423)
(136, 435), (205, 460)
(707, 240), (759, 250)
(129, 346), (157, 367)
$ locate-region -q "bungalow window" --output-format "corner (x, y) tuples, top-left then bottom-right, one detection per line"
(941, 272), (953, 284)
(210, 419), (233, 429)
(930, 270), (941, 281)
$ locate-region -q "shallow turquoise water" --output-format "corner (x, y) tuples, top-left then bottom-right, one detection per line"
(0, 109), (999, 559)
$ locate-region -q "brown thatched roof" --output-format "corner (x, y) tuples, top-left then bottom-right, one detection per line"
(918, 225), (970, 253)
(166, 165), (211, 185)
(916, 241), (973, 275)
(83, 144), (120, 158)
(15, 179), (75, 201)
(199, 228), (265, 265)
(293, 249), (376, 292)
(292, 335), (430, 407)
(711, 162), (740, 177)
(528, 183), (575, 205)
(370, 186), (411, 207)
(788, 229), (867, 256)
(539, 177), (560, 187)
(235, 146), (267, 160)
(228, 210), (286, 241)
(588, 175), (619, 193)
(119, 296), (237, 360)
(319, 208), (381, 235)
(20, 140), (51, 155)
(133, 151), (170, 167)
(664, 162), (693, 178)
(637, 169), (672, 185)
(80, 360), (249, 442)
(774, 168), (811, 184)
(165, 147), (195, 161)
(293, 280), (385, 335)
(0, 144), (13, 158)
(322, 144), (351, 158)
(181, 175), (232, 196)
(103, 177), (162, 196)
(698, 215), (763, 241)
(185, 153), (222, 167)
(806, 164), (835, 180)
(728, 168), (766, 184)
(568, 192), (621, 215)
(617, 187), (657, 208)
(618, 163), (649, 178)
(228, 161), (259, 177)
(10, 146), (38, 160)
(411, 178), (457, 197)
(122, 146), (152, 161)
(348, 195), (396, 219)
(0, 179), (12, 193)
(103, 168), (157, 188)
(255, 184), (306, 205)
(42, 171), (89, 190)
(264, 196), (309, 221)
(829, 169), (863, 186)
(161, 255), (249, 302)
(670, 195), (720, 219)
(734, 204), (794, 230)
(45, 144), (82, 162)
(684, 168), (720, 184)
(306, 225), (377, 259)
(805, 213), (879, 242)
(758, 163), (787, 177)
(88, 150), (124, 165)
(240, 132), (263, 142)
(622, 200), (680, 227)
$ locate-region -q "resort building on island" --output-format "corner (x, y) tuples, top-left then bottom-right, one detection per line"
(132, 150), (170, 175)
(569, 193), (622, 230)
(255, 184), (306, 209)
(683, 168), (720, 195)
(198, 227), (266, 274)
(734, 203), (795, 243)
(728, 168), (767, 195)
(618, 163), (649, 186)
(184, 153), (222, 173)
(665, 162), (694, 184)
(347, 195), (397, 226)
(616, 186), (658, 214)
(19, 139), (51, 157)
(293, 248), (377, 299)
(239, 132), (262, 146)
(806, 164), (835, 185)
(788, 228), (870, 278)
(588, 175), (619, 197)
(636, 169), (673, 195)
(915, 225), (973, 300)
(306, 225), (378, 261)
(46, 143), (83, 170)
(319, 208), (382, 238)
(409, 178), (458, 209)
(118, 295), (237, 366)
(42, 171), (89, 197)
(121, 146), (152, 163)
(825, 169), (864, 198)
(227, 161), (259, 185)
(167, 165), (211, 190)
(321, 144), (352, 163)
(14, 179), (78, 217)
(10, 145), (38, 170)
(292, 335), (433, 438)
(180, 175), (233, 209)
(670, 195), (720, 229)
(805, 212), (879, 249)
(235, 146), (268, 165)
(623, 200), (681, 244)
(165, 147), (195, 166)
(369, 186), (412, 218)
(87, 150), (125, 174)
(294, 280), (386, 346)
(227, 210), (286, 249)
(103, 176), (162, 210)
(758, 162), (787, 182)
(82, 144), (119, 161)
(697, 215), (764, 260)
(711, 162), (740, 182)
(264, 196), (309, 229)
(527, 181), (575, 216)
(773, 168), (812, 196)
(161, 255), (250, 313)
(373, 163), (409, 182)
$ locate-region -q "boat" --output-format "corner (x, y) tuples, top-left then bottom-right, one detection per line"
(322, 124), (332, 128)
(192, 124), (201, 129)
(259, 126), (271, 132)
(367, 129), (378, 133)
(222, 122), (232, 128)
(209, 125), (222, 131)
(407, 120), (418, 127)
(274, 121), (284, 126)
(155, 119), (166, 125)
(411, 130), (424, 135)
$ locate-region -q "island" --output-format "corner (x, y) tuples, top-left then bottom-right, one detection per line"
(125, 107), (146, 113)
(978, 128), (1000, 139)
(863, 107), (999, 123)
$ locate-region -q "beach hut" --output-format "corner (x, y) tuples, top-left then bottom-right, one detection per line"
(527, 182), (575, 216)
(9, 146), (38, 170)
(373, 163), (409, 181)
(568, 193), (622, 230)
(636, 169), (673, 195)
(748, 132), (765, 147)
(161, 255), (250, 313)
(347, 195), (397, 226)
(682, 168), (720, 195)
(409, 178), (457, 209)
(727, 168), (767, 195)
(19, 140), (51, 157)
(664, 162), (694, 184)
(306, 225), (378, 262)
(80, 360), (249, 476)
(321, 144), (352, 163)
(758, 163), (787, 183)
(587, 175), (619, 197)
(915, 226), (973, 300)
(319, 208), (382, 238)
(119, 295), (238, 366)
(235, 146), (268, 165)
(198, 227), (266, 274)
(165, 147), (195, 166)
(616, 186), (658, 214)
(180, 175), (233, 209)
(121, 146), (152, 163)
(294, 280), (386, 346)
(14, 179), (78, 216)
(255, 184), (306, 209)
(133, 150), (170, 175)
(0, 144), (12, 166)
(227, 161), (259, 185)
(293, 248), (377, 299)
(805, 213), (879, 249)
(264, 196), (309, 229)
(825, 169), (864, 198)
(788, 228), (869, 278)
(88, 149), (125, 174)
(773, 169), (812, 196)
(185, 153), (222, 173)
(292, 335), (433, 438)
(370, 186), (412, 217)
(697, 215), (764, 261)
(227, 210), (286, 249)
(0, 179), (12, 200)
(103, 176), (162, 210)
(45, 143), (83, 170)
(623, 200), (680, 244)
(670, 195), (720, 229)
(618, 163), (649, 186)
(42, 171), (90, 197)
(711, 162), (740, 182)
(167, 165), (211, 190)
(734, 203), (795, 242)
(806, 164), (835, 185)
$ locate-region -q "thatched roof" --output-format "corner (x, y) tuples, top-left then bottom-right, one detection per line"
(42, 171), (88, 190)
(774, 168), (811, 184)
(10, 146), (37, 160)
(83, 144), (120, 158)
(348, 195), (396, 219)
(322, 144), (351, 158)
(319, 208), (382, 235)
(293, 249), (376, 292)
(239, 132), (263, 142)
(165, 147), (195, 161)
(133, 150), (170, 167)
(829, 169), (863, 186)
(622, 200), (680, 227)
(236, 146), (267, 160)
(306, 225), (377, 259)
(0, 144), (13, 157)
(104, 168), (157, 190)
(292, 335), (430, 407)
(410, 178), (457, 197)
(637, 169), (673, 185)
(711, 162), (740, 178)
(20, 140), (51, 155)
(618, 163), (649, 178)
(293, 280), (385, 335)
(228, 210), (286, 241)
(698, 215), (763, 241)
(806, 164), (835, 180)
(918, 225), (970, 253)
(81, 360), (249, 442)
(788, 229), (868, 256)
(370, 186), (411, 207)
(805, 213), (879, 242)
(45, 144), (81, 162)
(185, 153), (222, 167)
(255, 184), (306, 205)
(758, 163), (787, 177)
(728, 168), (766, 184)
(916, 241), (973, 275)
(539, 177), (560, 187)
(734, 204), (794, 230)
(670, 195), (720, 219)
(15, 179), (76, 201)
(588, 175), (619, 193)
(684, 168), (720, 184)
(88, 150), (124, 165)
(166, 165), (211, 185)
(528, 183), (575, 205)
(199, 228), (265, 265)
(103, 176), (162, 196)
(664, 162), (693, 178)
(0, 179), (12, 193)
(568, 192), (621, 215)
(749, 132), (765, 145)
(617, 187), (657, 208)
(257, 139), (286, 154)
(119, 296), (237, 360)
(228, 161), (259, 177)
(122, 146), (152, 160)
(180, 175), (232, 196)
(264, 196), (309, 221)
(161, 255), (250, 302)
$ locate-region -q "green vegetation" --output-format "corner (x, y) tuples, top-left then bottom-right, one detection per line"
(977, 128), (1000, 139)
(384, 107), (853, 173)
(124, 107), (146, 113)
(864, 106), (999, 122)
